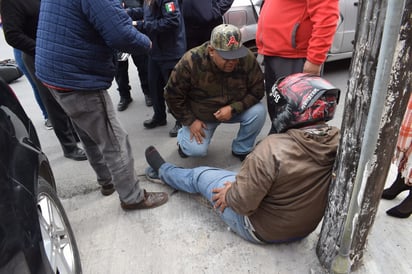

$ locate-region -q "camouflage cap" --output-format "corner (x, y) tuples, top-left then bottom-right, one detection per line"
(210, 24), (248, 60)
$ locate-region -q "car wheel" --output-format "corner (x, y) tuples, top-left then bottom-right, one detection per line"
(37, 178), (82, 274)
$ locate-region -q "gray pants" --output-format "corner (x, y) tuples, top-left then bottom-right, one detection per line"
(49, 88), (143, 204)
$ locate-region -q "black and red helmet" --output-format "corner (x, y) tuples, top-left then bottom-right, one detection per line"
(269, 73), (340, 133)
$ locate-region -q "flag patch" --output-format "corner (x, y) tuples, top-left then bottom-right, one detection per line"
(165, 2), (176, 12)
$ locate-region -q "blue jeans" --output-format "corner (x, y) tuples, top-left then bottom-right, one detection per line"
(177, 102), (266, 157)
(49, 88), (144, 204)
(13, 48), (48, 119)
(159, 163), (263, 244)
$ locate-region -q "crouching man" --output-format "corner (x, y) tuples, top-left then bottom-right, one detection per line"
(164, 24), (266, 161)
(145, 73), (341, 243)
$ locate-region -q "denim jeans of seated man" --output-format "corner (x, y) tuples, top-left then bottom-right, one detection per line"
(158, 162), (262, 244)
(177, 102), (266, 157)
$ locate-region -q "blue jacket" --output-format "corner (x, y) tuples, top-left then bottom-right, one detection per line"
(35, 0), (151, 90)
(128, 0), (186, 61)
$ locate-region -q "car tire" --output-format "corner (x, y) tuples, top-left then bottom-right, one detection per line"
(37, 178), (82, 274)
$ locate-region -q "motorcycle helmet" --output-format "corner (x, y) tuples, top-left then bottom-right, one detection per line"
(269, 73), (340, 133)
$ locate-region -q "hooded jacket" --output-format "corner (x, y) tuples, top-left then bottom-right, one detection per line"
(226, 126), (340, 242)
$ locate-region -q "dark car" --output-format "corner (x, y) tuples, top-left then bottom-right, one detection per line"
(0, 77), (82, 274)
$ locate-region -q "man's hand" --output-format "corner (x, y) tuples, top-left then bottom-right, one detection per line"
(214, 105), (233, 122)
(190, 119), (207, 144)
(212, 181), (232, 212)
(303, 60), (322, 75)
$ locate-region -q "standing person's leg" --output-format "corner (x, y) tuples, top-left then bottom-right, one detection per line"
(13, 48), (49, 123)
(229, 102), (266, 158)
(264, 56), (305, 134)
(144, 57), (167, 128)
(131, 53), (152, 106)
(115, 59), (133, 111)
(50, 89), (168, 208)
(71, 122), (115, 195)
(159, 59), (182, 137)
(144, 147), (261, 243)
(21, 53), (86, 160)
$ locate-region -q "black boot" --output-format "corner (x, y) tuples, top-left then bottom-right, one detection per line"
(386, 190), (412, 218)
(382, 173), (411, 200)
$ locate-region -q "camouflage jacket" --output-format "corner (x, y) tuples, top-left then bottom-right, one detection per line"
(164, 42), (264, 125)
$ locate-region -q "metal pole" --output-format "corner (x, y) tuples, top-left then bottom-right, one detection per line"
(330, 0), (406, 273)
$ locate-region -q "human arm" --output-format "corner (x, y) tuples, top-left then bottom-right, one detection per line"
(213, 105), (234, 121)
(83, 0), (151, 55)
(127, 7), (144, 21)
(303, 60), (322, 75)
(306, 0), (339, 66)
(225, 149), (278, 216)
(216, 0), (235, 17)
(229, 51), (265, 114)
(136, 0), (182, 35)
(189, 119), (208, 144)
(1, 0), (37, 56)
(212, 182), (233, 212)
(164, 53), (198, 126)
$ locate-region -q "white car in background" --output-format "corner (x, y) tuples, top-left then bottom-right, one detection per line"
(223, 0), (359, 61)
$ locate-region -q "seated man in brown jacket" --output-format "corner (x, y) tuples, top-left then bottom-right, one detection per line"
(145, 73), (341, 244)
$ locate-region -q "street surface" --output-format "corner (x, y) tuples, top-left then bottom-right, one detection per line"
(1, 30), (411, 273)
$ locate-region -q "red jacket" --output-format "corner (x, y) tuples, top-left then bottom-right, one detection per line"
(256, 0), (339, 65)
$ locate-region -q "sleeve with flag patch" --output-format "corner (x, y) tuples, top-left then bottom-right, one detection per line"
(165, 2), (176, 13)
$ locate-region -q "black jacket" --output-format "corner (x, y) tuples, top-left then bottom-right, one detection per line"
(129, 0), (186, 61)
(1, 0), (39, 56)
(182, 0), (234, 26)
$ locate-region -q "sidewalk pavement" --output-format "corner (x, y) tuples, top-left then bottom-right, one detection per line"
(2, 34), (411, 273)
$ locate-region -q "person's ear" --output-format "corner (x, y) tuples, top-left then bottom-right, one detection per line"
(208, 46), (215, 57)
